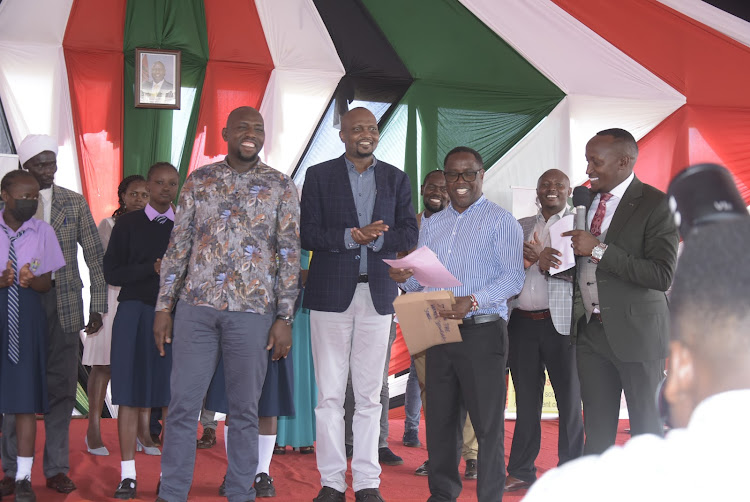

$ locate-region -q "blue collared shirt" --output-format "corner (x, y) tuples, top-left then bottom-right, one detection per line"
(402, 196), (525, 320)
(343, 156), (384, 274)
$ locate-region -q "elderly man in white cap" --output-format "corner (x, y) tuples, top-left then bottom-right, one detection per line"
(0, 134), (107, 496)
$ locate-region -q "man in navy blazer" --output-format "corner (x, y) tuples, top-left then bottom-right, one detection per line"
(301, 107), (418, 502)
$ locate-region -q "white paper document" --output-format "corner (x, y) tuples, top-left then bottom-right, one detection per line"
(383, 246), (462, 288)
(548, 214), (576, 275)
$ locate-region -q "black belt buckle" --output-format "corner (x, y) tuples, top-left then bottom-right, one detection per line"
(461, 313), (500, 326)
(357, 274), (369, 283)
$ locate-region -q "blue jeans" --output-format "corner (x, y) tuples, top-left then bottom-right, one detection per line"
(403, 357), (422, 433)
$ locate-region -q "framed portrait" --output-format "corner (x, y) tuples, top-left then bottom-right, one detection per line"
(135, 48), (181, 109)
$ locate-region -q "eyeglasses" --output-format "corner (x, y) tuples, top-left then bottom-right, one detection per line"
(444, 170), (482, 183)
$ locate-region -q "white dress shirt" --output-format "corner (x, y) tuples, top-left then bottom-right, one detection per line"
(524, 389), (750, 502)
(586, 171), (634, 234)
(516, 207), (567, 311)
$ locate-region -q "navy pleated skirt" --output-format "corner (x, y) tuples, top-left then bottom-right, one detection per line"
(206, 349), (294, 417)
(110, 300), (172, 407)
(0, 287), (48, 414)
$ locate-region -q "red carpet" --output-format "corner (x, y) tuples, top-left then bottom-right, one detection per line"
(19, 416), (630, 501)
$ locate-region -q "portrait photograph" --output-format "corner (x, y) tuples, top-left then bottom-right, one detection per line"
(135, 48), (181, 110)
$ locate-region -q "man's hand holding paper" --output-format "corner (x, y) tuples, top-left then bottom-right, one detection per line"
(541, 214), (576, 275)
(383, 246), (462, 287)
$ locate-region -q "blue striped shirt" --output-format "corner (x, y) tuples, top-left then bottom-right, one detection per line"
(402, 196), (525, 320)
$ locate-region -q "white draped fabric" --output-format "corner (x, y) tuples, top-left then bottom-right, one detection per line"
(255, 0), (344, 175)
(0, 0), (81, 193)
(460, 0), (686, 212)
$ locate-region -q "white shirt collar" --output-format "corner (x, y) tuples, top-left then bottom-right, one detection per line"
(607, 171), (635, 200)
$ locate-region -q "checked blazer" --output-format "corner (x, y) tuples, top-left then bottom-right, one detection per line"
(49, 185), (108, 332)
(300, 155), (418, 315)
(513, 210), (574, 335)
(0, 185), (107, 332)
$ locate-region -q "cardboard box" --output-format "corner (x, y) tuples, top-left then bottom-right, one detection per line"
(393, 290), (463, 355)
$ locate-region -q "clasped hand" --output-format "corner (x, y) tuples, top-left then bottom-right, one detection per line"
(351, 220), (389, 245)
(0, 261), (35, 288)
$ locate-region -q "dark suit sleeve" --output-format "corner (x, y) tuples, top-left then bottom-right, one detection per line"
(103, 218), (156, 286)
(379, 171), (418, 253)
(300, 166), (352, 252)
(77, 195), (108, 314)
(598, 196), (678, 292)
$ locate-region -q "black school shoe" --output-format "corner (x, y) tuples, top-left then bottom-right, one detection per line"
(254, 473), (276, 497)
(114, 478), (137, 499)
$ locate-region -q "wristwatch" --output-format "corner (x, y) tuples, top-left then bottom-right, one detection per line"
(276, 315), (293, 326)
(591, 243), (608, 264)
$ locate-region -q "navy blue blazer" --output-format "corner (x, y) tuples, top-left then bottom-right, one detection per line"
(300, 155), (418, 315)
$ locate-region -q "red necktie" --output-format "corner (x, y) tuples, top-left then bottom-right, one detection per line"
(590, 193), (613, 237)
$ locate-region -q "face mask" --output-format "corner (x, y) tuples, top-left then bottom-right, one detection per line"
(9, 199), (38, 223)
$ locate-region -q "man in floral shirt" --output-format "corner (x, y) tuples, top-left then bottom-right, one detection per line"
(153, 106), (300, 502)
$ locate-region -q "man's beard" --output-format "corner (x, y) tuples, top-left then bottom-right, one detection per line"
(424, 200), (446, 213)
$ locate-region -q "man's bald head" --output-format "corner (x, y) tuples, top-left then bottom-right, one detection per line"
(226, 106), (262, 128)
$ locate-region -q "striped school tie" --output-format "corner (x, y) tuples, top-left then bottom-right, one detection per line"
(2, 226), (26, 364)
(154, 215), (168, 224)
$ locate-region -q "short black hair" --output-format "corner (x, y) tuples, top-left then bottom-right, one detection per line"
(147, 162), (178, 180)
(444, 147), (483, 168)
(422, 169), (444, 185)
(227, 106), (261, 127)
(670, 220), (750, 364)
(1, 169), (37, 193)
(597, 128), (638, 160)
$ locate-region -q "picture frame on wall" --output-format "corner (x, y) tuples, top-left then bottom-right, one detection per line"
(135, 48), (181, 109)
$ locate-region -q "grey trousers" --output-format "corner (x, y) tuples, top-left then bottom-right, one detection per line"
(3, 286), (78, 478)
(345, 318), (397, 449)
(158, 301), (272, 502)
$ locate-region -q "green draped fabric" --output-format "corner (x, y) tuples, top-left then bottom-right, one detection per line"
(362, 0), (564, 211)
(123, 0), (208, 188)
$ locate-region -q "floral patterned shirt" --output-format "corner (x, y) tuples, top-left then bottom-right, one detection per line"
(155, 158), (300, 317)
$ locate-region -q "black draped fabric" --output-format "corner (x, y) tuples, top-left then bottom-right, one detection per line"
(293, 1), (414, 184)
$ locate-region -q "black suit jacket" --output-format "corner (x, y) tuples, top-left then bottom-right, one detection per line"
(572, 176), (679, 362)
(300, 155), (418, 315)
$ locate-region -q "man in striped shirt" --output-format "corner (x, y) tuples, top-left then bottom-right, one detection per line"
(390, 146), (525, 502)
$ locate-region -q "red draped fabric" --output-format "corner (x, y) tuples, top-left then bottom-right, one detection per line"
(553, 0), (750, 202)
(187, 0), (273, 173)
(63, 0), (127, 223)
(389, 324), (411, 376)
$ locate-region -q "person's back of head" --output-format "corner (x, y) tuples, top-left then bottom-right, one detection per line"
(664, 219), (750, 427)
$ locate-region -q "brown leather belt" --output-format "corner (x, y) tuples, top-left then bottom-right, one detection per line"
(514, 309), (551, 321)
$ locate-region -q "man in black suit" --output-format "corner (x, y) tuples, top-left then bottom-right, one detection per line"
(543, 128), (679, 454)
(300, 107), (418, 502)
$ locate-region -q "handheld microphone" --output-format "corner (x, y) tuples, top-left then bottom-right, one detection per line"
(572, 186), (591, 231)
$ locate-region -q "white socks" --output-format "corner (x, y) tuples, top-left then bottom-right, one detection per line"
(256, 434), (276, 475)
(224, 424), (230, 456)
(224, 425), (275, 476)
(121, 460), (136, 481)
(16, 457), (32, 481)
